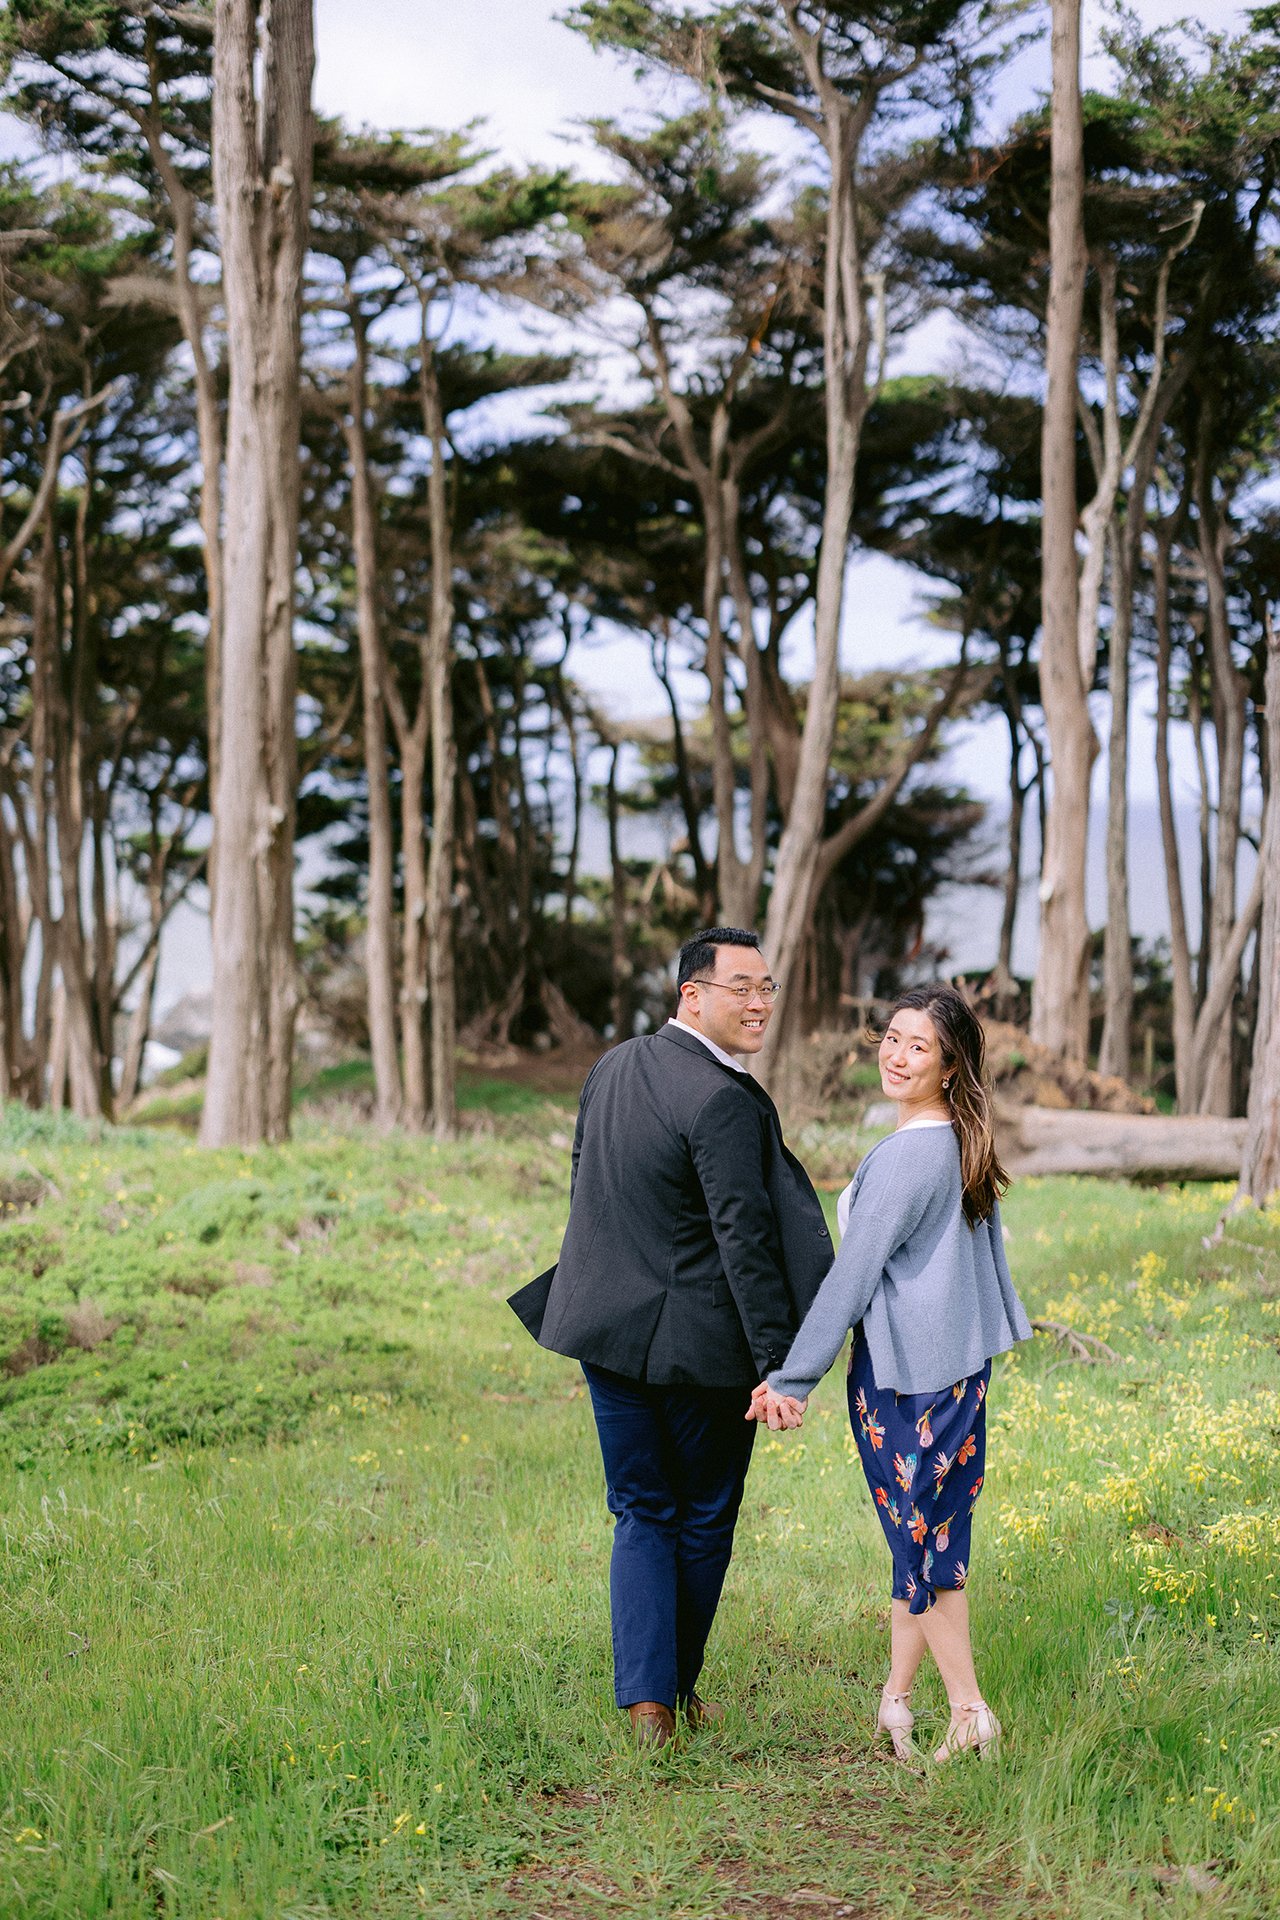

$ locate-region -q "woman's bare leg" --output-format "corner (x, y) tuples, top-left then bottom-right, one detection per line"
(917, 1590), (990, 1747)
(887, 1598), (928, 1696)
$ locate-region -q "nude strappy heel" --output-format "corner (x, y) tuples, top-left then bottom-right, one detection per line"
(934, 1700), (1001, 1763)
(876, 1687), (915, 1762)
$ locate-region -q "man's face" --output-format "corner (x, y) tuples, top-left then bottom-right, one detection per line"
(677, 943), (777, 1055)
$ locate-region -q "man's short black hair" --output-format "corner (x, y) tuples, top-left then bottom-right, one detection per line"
(676, 926), (762, 990)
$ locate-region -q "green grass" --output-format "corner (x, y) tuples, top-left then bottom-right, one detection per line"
(0, 1101), (1278, 1917)
(128, 1060), (579, 1131)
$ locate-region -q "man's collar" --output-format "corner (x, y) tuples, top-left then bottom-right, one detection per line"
(658, 1022), (777, 1111)
(664, 1016), (747, 1075)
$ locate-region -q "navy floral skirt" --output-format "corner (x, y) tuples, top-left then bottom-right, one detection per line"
(847, 1330), (989, 1616)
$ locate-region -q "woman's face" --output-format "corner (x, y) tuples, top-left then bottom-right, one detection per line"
(878, 1006), (946, 1108)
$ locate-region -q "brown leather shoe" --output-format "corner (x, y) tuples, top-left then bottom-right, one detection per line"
(683, 1694), (726, 1729)
(628, 1701), (676, 1748)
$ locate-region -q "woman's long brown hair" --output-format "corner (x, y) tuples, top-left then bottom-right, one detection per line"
(884, 984), (1009, 1226)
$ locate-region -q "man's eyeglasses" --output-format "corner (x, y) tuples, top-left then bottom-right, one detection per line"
(686, 978), (782, 1002)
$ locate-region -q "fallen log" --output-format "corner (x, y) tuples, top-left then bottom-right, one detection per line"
(997, 1103), (1247, 1182)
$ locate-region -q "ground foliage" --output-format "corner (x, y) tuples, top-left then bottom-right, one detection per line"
(0, 1096), (1278, 1916)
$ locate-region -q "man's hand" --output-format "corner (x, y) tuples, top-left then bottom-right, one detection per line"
(746, 1381), (807, 1430)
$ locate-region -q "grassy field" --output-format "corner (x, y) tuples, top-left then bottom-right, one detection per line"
(0, 1086), (1278, 1919)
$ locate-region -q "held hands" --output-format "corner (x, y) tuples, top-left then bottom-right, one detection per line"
(746, 1381), (807, 1431)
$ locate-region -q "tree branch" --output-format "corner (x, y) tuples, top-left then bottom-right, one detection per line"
(813, 650), (989, 890)
(0, 383), (121, 596)
(1189, 840), (1266, 1104)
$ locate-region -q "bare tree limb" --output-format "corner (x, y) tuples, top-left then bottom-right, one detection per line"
(1032, 1318), (1121, 1363)
(0, 383), (121, 596)
(813, 651), (990, 890)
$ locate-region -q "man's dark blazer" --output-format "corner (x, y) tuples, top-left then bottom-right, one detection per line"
(509, 1022), (834, 1387)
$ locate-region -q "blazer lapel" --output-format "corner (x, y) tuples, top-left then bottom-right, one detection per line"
(656, 1023), (778, 1114)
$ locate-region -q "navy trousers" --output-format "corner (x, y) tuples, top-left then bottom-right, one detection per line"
(582, 1363), (756, 1710)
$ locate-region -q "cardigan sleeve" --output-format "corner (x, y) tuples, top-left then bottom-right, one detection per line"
(765, 1138), (932, 1400)
(986, 1198), (1034, 1340)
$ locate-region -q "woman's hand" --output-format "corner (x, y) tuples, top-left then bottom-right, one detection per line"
(746, 1382), (807, 1430)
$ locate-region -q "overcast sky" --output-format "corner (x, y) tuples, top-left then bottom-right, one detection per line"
(314, 0), (1252, 170)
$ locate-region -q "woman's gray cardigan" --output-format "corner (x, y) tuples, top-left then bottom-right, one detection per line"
(766, 1127), (1032, 1400)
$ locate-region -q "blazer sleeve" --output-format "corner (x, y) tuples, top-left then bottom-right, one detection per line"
(687, 1082), (800, 1378)
(766, 1139), (931, 1400)
(569, 1057), (602, 1202)
(569, 1099), (585, 1202)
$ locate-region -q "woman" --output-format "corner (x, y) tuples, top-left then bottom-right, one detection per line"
(749, 984), (1032, 1763)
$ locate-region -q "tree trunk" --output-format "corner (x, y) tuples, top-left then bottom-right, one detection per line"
(765, 646), (974, 1075)
(22, 546), (57, 1108)
(606, 743), (633, 1042)
(1093, 216), (1197, 1079)
(116, 801), (173, 1113)
(54, 859), (104, 1120)
(722, 480), (769, 915)
(136, 53), (226, 816)
(759, 90), (873, 1079)
(554, 662), (584, 927)
(118, 928), (161, 1111)
(397, 726), (429, 1127)
(992, 629), (1034, 1017)
(1188, 853), (1263, 1109)
(995, 700), (1026, 1017)
(1239, 611), (1280, 1203)
(1153, 517), (1196, 1108)
(70, 439), (118, 1113)
(700, 483), (751, 926)
(1187, 639), (1213, 1009)
(759, 622), (802, 821)
(380, 327), (457, 1133)
(343, 307), (401, 1128)
(47, 980), (68, 1111)
(1075, 200), (1195, 1081)
(1195, 458), (1247, 1115)
(641, 315), (763, 927)
(35, 516), (104, 1119)
(651, 628), (714, 918)
(91, 794), (117, 1098)
(1236, 893), (1262, 1119)
(201, 0), (313, 1148)
(1030, 0), (1094, 1063)
(419, 334), (457, 1138)
(455, 760), (502, 989)
(508, 658), (536, 948)
(0, 795), (24, 1098)
(1097, 519), (1132, 1081)
(1074, 262), (1122, 689)
(1095, 436), (1167, 1083)
(470, 652), (523, 940)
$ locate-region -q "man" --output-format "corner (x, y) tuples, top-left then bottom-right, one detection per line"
(509, 927), (834, 1747)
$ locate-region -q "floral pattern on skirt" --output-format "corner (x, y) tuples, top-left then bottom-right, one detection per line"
(847, 1329), (989, 1616)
